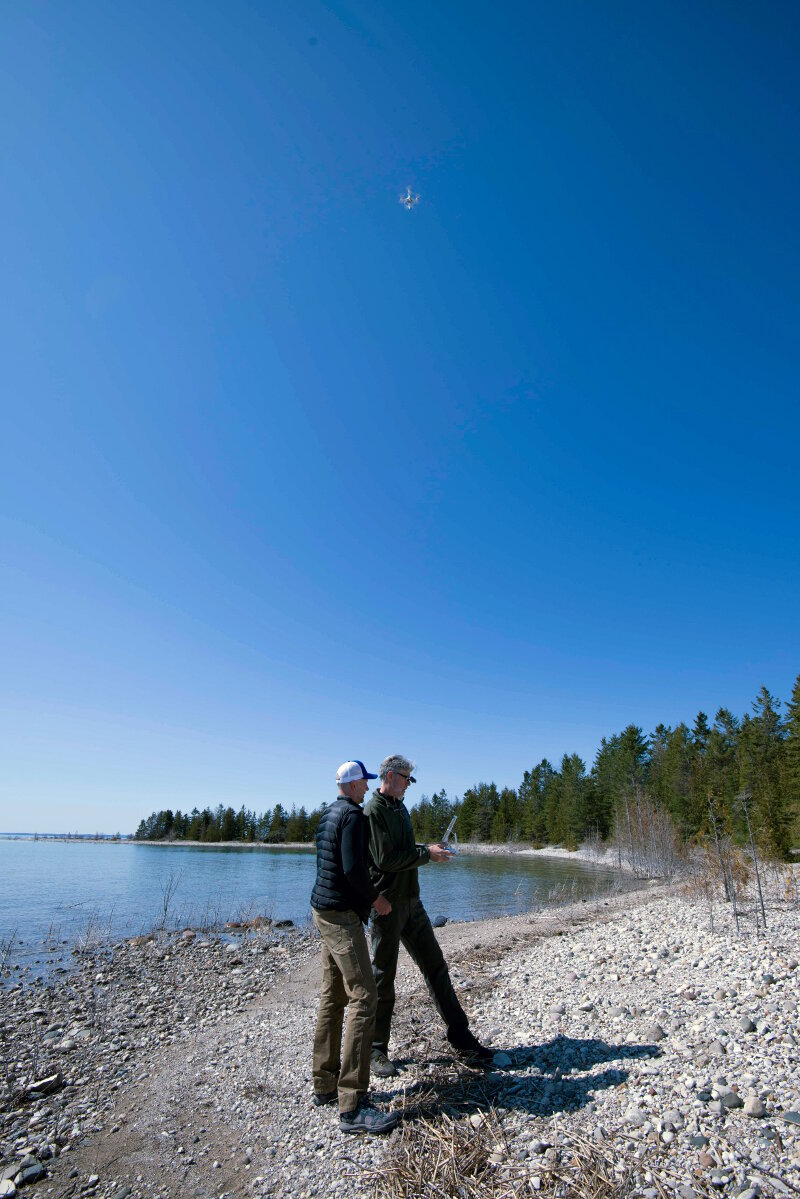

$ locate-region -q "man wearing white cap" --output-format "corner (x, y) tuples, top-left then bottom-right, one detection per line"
(309, 760), (400, 1135)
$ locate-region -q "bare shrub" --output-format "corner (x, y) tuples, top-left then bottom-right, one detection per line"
(157, 870), (183, 931)
(0, 926), (16, 978)
(614, 789), (683, 880)
(581, 824), (604, 863)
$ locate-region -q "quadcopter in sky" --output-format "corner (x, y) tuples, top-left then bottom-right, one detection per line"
(400, 187), (420, 210)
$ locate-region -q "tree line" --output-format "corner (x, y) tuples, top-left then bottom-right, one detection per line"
(135, 676), (800, 857)
(134, 803), (323, 844)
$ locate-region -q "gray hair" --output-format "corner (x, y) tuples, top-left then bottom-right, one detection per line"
(379, 754), (416, 780)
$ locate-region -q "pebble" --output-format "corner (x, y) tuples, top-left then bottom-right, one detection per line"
(2, 880), (798, 1199)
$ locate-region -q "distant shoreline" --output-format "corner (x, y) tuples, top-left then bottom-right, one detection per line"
(0, 834), (626, 870)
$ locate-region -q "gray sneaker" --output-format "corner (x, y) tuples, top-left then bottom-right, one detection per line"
(340, 1100), (401, 1135)
(370, 1048), (398, 1078)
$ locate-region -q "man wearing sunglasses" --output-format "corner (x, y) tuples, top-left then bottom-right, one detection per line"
(364, 754), (492, 1077)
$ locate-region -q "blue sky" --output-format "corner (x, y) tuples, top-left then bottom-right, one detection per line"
(2, 1), (799, 833)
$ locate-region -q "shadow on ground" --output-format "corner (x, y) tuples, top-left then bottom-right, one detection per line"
(389, 1034), (661, 1121)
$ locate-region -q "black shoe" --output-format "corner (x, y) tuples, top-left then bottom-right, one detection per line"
(339, 1100), (401, 1135)
(370, 1048), (398, 1078)
(312, 1089), (337, 1106)
(448, 1030), (493, 1063)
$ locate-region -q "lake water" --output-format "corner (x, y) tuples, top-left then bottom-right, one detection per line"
(0, 839), (626, 971)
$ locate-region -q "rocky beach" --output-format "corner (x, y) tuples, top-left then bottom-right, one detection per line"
(1, 871), (798, 1199)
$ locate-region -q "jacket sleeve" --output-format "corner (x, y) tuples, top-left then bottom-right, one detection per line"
(340, 810), (380, 908)
(368, 803), (431, 873)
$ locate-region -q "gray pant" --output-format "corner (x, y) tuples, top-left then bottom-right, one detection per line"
(312, 908), (377, 1113)
(369, 896), (468, 1052)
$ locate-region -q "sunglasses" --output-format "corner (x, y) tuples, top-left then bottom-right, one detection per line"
(394, 771), (416, 784)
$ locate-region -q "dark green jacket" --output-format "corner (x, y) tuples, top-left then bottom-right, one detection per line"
(364, 788), (430, 902)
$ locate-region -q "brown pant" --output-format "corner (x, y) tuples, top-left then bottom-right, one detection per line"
(312, 908), (377, 1113)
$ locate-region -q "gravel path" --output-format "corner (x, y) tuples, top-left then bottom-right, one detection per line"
(1, 879), (798, 1199)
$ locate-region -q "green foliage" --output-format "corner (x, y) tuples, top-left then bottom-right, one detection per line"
(134, 800), (327, 844)
(134, 674), (800, 858)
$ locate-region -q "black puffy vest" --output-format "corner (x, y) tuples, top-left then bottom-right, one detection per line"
(310, 798), (372, 922)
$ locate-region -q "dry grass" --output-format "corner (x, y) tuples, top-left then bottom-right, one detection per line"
(367, 1110), (717, 1199)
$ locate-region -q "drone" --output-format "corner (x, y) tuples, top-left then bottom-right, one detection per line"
(400, 187), (420, 210)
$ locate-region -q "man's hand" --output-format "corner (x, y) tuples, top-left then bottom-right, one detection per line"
(373, 894), (392, 916)
(427, 843), (453, 863)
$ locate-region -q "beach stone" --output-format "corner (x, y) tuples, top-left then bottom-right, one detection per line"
(691, 1135), (710, 1148)
(678, 1187), (697, 1199)
(20, 1163), (46, 1185)
(739, 1017), (756, 1034)
(715, 1086), (743, 1109)
(646, 1023), (665, 1041)
(0, 1167), (20, 1185)
(492, 1051), (512, 1068)
(431, 915), (447, 928)
(743, 1096), (766, 1118)
(0, 1181), (16, 1198)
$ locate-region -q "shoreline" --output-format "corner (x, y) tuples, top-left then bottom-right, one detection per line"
(1, 875), (798, 1198)
(1, 834), (628, 870)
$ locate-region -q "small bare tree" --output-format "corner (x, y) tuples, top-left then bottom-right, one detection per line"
(736, 789), (767, 931)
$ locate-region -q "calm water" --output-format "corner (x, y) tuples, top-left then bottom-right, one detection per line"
(0, 839), (625, 970)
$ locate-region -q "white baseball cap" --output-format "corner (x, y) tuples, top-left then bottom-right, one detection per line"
(336, 760), (378, 785)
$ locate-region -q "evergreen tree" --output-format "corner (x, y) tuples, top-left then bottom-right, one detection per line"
(784, 673), (800, 846)
(490, 787), (519, 843)
(220, 806), (236, 841)
(739, 686), (789, 855)
(267, 804), (289, 843)
(456, 783), (499, 842)
(410, 795), (433, 841)
(706, 708), (739, 830)
(430, 790), (455, 841)
(285, 805), (309, 842)
(519, 760), (556, 844)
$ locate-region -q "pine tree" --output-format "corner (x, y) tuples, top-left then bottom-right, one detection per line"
(739, 686), (789, 856)
(784, 673), (800, 846)
(518, 760), (555, 844)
